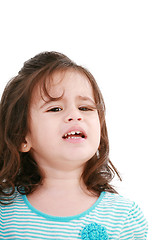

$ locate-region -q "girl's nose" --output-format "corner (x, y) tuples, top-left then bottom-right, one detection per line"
(64, 110), (83, 123)
(67, 117), (82, 122)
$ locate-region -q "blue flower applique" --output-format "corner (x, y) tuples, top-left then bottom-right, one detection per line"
(81, 222), (109, 240)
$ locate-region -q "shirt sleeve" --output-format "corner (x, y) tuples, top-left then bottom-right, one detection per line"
(120, 201), (148, 239)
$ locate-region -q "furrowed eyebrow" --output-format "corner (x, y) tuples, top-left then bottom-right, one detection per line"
(40, 94), (96, 109)
(77, 96), (96, 105)
(40, 93), (64, 109)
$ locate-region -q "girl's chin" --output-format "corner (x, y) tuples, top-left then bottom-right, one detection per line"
(60, 152), (95, 165)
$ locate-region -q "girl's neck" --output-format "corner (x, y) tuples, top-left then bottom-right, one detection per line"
(36, 164), (88, 194)
(36, 176), (90, 197)
(26, 165), (99, 217)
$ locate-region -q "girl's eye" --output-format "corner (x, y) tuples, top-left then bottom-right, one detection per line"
(79, 106), (93, 111)
(47, 107), (63, 112)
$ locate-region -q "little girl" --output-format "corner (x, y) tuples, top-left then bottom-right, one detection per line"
(0, 51), (148, 239)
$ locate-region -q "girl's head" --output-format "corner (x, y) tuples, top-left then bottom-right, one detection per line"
(0, 51), (120, 201)
(23, 69), (101, 175)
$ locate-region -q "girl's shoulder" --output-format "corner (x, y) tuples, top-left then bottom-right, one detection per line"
(102, 191), (142, 207)
(0, 188), (23, 206)
(102, 191), (146, 218)
(102, 191), (136, 206)
(101, 192), (148, 238)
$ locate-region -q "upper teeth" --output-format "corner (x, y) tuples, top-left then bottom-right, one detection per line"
(64, 131), (81, 137)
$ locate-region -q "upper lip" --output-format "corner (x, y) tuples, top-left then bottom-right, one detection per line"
(62, 126), (87, 139)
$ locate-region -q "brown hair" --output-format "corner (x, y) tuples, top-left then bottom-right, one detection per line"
(0, 51), (121, 204)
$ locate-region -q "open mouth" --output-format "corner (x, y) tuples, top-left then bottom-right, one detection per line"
(62, 131), (86, 140)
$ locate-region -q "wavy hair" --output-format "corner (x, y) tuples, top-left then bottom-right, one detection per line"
(0, 51), (121, 204)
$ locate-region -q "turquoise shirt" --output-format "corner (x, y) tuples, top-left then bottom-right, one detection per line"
(0, 191), (148, 239)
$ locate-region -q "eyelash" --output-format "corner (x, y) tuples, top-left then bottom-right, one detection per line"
(47, 106), (94, 112)
(79, 107), (93, 111)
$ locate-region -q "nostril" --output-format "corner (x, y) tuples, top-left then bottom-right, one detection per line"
(67, 117), (82, 122)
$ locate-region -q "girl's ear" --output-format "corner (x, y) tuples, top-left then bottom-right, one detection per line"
(20, 137), (32, 152)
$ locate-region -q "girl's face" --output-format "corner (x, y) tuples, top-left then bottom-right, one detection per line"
(24, 70), (101, 172)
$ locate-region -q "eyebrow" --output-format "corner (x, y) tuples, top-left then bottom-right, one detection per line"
(40, 95), (96, 109)
(40, 94), (64, 109)
(76, 96), (96, 105)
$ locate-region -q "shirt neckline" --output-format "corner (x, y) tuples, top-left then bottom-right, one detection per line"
(22, 191), (106, 222)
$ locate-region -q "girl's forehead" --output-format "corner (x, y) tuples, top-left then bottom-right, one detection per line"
(31, 69), (95, 105)
(50, 70), (93, 92)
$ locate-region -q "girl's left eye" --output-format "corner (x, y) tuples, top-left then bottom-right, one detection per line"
(79, 106), (93, 111)
(47, 107), (63, 112)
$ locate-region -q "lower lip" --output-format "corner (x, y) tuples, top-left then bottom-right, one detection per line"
(63, 137), (86, 143)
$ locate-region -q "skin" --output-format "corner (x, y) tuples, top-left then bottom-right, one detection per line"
(22, 69), (101, 216)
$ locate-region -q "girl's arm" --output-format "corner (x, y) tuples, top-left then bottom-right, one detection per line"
(120, 202), (148, 239)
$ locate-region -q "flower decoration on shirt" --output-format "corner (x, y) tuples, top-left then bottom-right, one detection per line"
(81, 222), (109, 240)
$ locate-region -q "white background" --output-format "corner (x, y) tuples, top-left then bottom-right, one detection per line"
(0, 1), (159, 239)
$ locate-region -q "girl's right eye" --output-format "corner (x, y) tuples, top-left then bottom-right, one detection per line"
(47, 107), (63, 112)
